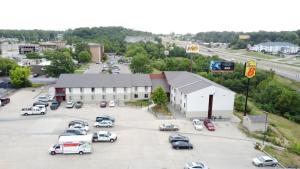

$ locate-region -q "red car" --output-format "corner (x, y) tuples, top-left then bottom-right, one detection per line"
(0, 98), (10, 106)
(204, 118), (215, 131)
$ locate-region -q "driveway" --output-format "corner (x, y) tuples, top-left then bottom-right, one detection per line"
(0, 89), (279, 169)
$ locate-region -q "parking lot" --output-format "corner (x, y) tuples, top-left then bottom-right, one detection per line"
(0, 88), (278, 169)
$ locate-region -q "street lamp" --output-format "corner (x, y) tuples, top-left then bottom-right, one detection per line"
(262, 111), (269, 146)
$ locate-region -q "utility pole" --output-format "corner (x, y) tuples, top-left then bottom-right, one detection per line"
(262, 111), (268, 145)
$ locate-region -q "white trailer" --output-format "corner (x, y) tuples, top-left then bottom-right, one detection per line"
(49, 135), (93, 155)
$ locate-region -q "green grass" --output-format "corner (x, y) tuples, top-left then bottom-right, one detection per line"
(244, 51), (277, 60)
(264, 146), (300, 167)
(275, 75), (300, 91)
(152, 105), (172, 116)
(124, 100), (150, 107)
(31, 83), (46, 88)
(152, 68), (161, 73)
(74, 70), (85, 74)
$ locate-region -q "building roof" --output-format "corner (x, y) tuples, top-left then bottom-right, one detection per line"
(257, 42), (299, 48)
(55, 73), (152, 88)
(151, 79), (169, 92)
(247, 115), (267, 123)
(164, 71), (234, 94)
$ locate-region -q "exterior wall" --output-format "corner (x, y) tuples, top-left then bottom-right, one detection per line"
(243, 117), (268, 132)
(64, 86), (150, 103)
(182, 86), (234, 119)
(89, 44), (104, 63)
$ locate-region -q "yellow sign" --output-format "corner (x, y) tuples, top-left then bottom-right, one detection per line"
(239, 34), (250, 40)
(244, 60), (257, 78)
(186, 44), (200, 53)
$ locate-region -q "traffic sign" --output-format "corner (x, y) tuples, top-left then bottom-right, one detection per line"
(244, 60), (257, 78)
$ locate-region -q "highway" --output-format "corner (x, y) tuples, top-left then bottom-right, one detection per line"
(161, 37), (300, 82)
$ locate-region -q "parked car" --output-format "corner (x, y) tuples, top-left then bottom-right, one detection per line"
(204, 118), (215, 131)
(33, 101), (49, 107)
(38, 95), (52, 102)
(252, 156), (278, 167)
(50, 100), (60, 110)
(172, 141), (193, 150)
(49, 142), (91, 155)
(108, 100), (115, 107)
(69, 123), (89, 132)
(0, 98), (10, 106)
(192, 119), (203, 130)
(92, 131), (117, 142)
(159, 123), (179, 131)
(169, 134), (189, 143)
(60, 128), (87, 136)
(94, 120), (114, 128)
(33, 73), (40, 77)
(34, 105), (47, 113)
(96, 115), (115, 123)
(68, 120), (88, 127)
(100, 101), (107, 108)
(184, 161), (209, 169)
(75, 101), (83, 109)
(65, 101), (75, 108)
(21, 106), (46, 116)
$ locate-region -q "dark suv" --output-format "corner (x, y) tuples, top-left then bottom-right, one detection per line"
(0, 98), (10, 106)
(169, 134), (189, 143)
(96, 115), (115, 123)
(50, 100), (60, 110)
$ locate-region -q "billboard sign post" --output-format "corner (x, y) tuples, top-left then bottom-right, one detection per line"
(185, 44), (200, 54)
(210, 61), (235, 72)
(243, 60), (257, 116)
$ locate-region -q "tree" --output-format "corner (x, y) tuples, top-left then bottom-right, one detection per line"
(129, 53), (152, 73)
(45, 51), (75, 77)
(0, 57), (18, 76)
(9, 67), (31, 88)
(151, 87), (168, 106)
(78, 51), (91, 63)
(74, 42), (90, 60)
(26, 52), (42, 59)
(125, 44), (147, 57)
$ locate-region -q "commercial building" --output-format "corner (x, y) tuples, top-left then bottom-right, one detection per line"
(39, 41), (66, 51)
(18, 44), (38, 54)
(54, 71), (235, 119)
(163, 71), (235, 119)
(88, 43), (104, 63)
(249, 42), (299, 54)
(54, 74), (152, 103)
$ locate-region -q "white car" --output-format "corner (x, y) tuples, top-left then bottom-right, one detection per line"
(69, 123), (89, 132)
(192, 119), (203, 130)
(252, 156), (278, 167)
(65, 101), (75, 108)
(184, 161), (209, 169)
(108, 100), (115, 107)
(38, 95), (52, 102)
(92, 131), (117, 142)
(94, 120), (114, 128)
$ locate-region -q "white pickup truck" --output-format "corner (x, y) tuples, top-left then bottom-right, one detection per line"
(21, 106), (46, 116)
(92, 131), (117, 143)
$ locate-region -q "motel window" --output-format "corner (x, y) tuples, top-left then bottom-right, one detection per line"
(91, 88), (95, 92)
(80, 88), (83, 93)
(102, 95), (106, 99)
(69, 88), (72, 93)
(134, 94), (138, 98)
(144, 94), (148, 98)
(134, 87), (138, 92)
(102, 88), (106, 93)
(184, 103), (186, 108)
(113, 87), (116, 92)
(145, 86), (148, 91)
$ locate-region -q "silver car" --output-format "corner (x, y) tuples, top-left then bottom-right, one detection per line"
(252, 156), (278, 167)
(184, 161), (209, 169)
(65, 101), (74, 108)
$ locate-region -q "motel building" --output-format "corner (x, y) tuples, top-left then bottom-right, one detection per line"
(54, 71), (235, 119)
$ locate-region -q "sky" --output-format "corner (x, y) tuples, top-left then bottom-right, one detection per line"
(0, 0), (300, 34)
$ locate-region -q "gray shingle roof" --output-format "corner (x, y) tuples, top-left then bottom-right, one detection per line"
(164, 71), (235, 94)
(247, 115), (267, 123)
(151, 79), (169, 92)
(55, 73), (152, 88)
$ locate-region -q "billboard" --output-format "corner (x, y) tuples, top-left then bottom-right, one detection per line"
(239, 34), (250, 40)
(244, 60), (256, 78)
(186, 44), (200, 53)
(210, 61), (235, 72)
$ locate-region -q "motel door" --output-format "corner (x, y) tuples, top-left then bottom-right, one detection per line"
(208, 95), (213, 119)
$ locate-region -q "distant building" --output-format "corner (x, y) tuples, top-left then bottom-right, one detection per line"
(125, 36), (155, 43)
(18, 44), (38, 54)
(243, 115), (268, 132)
(39, 41), (66, 51)
(249, 42), (299, 54)
(88, 43), (104, 63)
